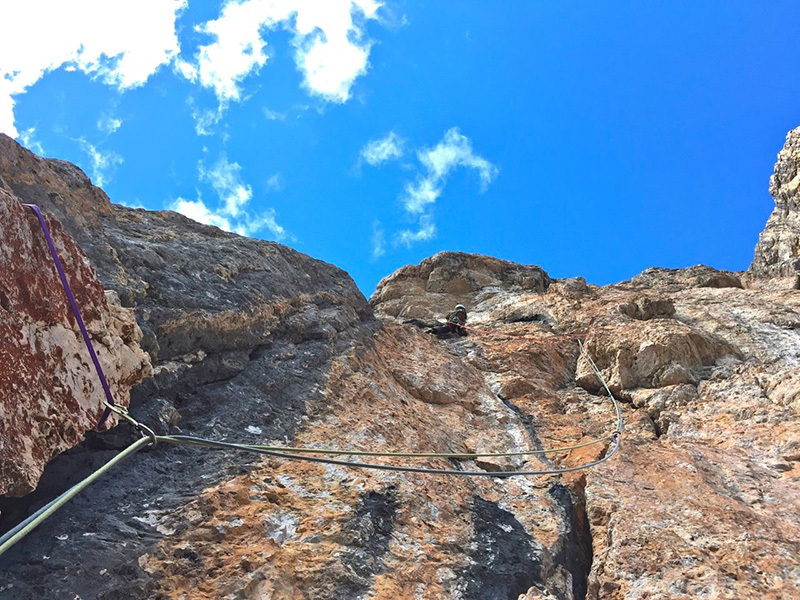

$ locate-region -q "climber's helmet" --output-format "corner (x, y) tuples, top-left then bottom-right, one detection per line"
(455, 304), (466, 311)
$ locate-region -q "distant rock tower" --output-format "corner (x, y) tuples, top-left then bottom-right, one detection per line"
(750, 126), (800, 280)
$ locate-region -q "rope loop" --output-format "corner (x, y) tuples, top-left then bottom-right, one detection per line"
(137, 423), (159, 448)
(102, 402), (157, 447)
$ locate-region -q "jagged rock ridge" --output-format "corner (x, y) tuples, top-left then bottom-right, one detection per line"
(750, 126), (800, 282)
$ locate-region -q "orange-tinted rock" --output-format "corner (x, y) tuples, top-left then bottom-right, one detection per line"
(372, 251), (800, 600)
(1, 132), (799, 600)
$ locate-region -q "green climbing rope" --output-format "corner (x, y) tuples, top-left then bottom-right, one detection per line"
(0, 340), (623, 559)
(0, 436), (151, 558)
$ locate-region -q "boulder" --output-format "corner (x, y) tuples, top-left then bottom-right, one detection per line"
(630, 265), (742, 290)
(576, 320), (740, 393)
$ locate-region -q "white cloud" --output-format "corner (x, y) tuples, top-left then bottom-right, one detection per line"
(78, 139), (124, 187)
(187, 100), (225, 136)
(116, 197), (146, 209)
(371, 220), (386, 260)
(363, 127), (498, 251)
(265, 173), (283, 192)
(421, 128), (498, 186)
(239, 208), (287, 239)
(405, 127), (498, 212)
(292, 0), (382, 102)
(263, 107), (288, 121)
(0, 0), (186, 136)
(177, 0), (382, 109)
(398, 128), (497, 244)
(18, 127), (45, 155)
(199, 154), (253, 218)
(175, 0), (279, 104)
(360, 131), (405, 166)
(171, 195), (287, 240)
(402, 177), (440, 214)
(171, 154), (288, 241)
(397, 215), (436, 247)
(97, 115), (123, 134)
(171, 196), (233, 231)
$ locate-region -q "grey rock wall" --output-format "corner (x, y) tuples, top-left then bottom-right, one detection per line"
(750, 126), (800, 280)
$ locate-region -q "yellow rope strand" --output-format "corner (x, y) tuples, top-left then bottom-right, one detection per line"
(101, 340), (623, 460)
(0, 437), (151, 558)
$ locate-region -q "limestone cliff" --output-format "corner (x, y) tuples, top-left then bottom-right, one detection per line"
(375, 255), (800, 599)
(750, 126), (800, 282)
(0, 133), (798, 600)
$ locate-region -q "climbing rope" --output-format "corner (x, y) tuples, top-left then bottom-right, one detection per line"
(0, 436), (151, 558)
(154, 430), (621, 476)
(23, 204), (117, 428)
(100, 356), (622, 465)
(0, 339), (622, 559)
(105, 340), (622, 461)
(237, 433), (616, 457)
(1, 204), (624, 559)
(103, 402), (158, 447)
(0, 430), (621, 559)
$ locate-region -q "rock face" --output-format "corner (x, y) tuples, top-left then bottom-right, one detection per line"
(751, 126), (800, 281)
(374, 255), (800, 600)
(0, 135), (372, 438)
(1, 133), (799, 600)
(0, 186), (151, 497)
(0, 135), (384, 598)
(371, 251), (550, 320)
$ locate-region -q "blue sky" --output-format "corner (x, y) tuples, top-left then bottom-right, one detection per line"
(2, 1), (799, 295)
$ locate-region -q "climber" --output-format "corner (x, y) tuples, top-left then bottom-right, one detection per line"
(426, 303), (468, 338)
(446, 303), (468, 336)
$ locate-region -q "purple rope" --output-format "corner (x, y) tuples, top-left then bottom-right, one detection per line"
(23, 204), (115, 428)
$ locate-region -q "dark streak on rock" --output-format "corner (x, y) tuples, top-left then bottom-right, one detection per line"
(548, 483), (593, 600)
(460, 495), (543, 600)
(500, 396), (556, 468)
(310, 488), (399, 599)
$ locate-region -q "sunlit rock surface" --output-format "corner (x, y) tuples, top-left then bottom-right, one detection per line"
(751, 126), (800, 284)
(373, 254), (800, 600)
(0, 133), (799, 600)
